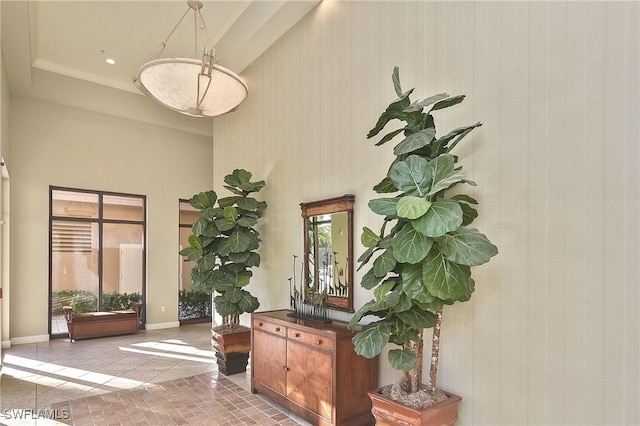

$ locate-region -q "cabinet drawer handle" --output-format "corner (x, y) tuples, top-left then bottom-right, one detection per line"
(258, 322), (263, 327)
(317, 339), (322, 345)
(282, 365), (289, 371)
(275, 327), (281, 332)
(294, 332), (300, 338)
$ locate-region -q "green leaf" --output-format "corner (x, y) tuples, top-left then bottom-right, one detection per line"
(396, 196), (431, 220)
(352, 321), (391, 359)
(430, 95), (465, 111)
(348, 300), (377, 329)
(179, 246), (202, 261)
(200, 252), (218, 270)
(218, 196), (242, 207)
(236, 290), (260, 313)
(403, 93), (449, 113)
(459, 202), (478, 226)
(374, 279), (397, 301)
(190, 191), (217, 209)
(245, 252), (261, 267)
(371, 290), (401, 311)
(215, 218), (235, 232)
(361, 268), (384, 290)
(369, 198), (399, 216)
(223, 206), (237, 223)
(426, 154), (466, 196)
(239, 180), (265, 193)
(367, 89), (414, 138)
(391, 224), (433, 264)
(357, 246), (376, 266)
(389, 155), (432, 196)
(392, 66), (402, 97)
(213, 295), (235, 317)
(395, 309), (436, 330)
(412, 200), (463, 237)
(423, 249), (472, 301)
(361, 227), (381, 248)
(394, 293), (413, 313)
(451, 194), (478, 204)
(375, 128), (405, 147)
(434, 122), (482, 152)
(224, 169), (252, 187)
(192, 217), (208, 235)
(237, 197), (258, 211)
(187, 234), (202, 250)
(388, 349), (416, 372)
(373, 177), (399, 193)
(202, 222), (221, 238)
(237, 215), (258, 227)
(228, 251), (251, 263)
(373, 250), (397, 277)
(400, 263), (431, 303)
(228, 228), (252, 253)
(393, 128), (436, 156)
(437, 227), (498, 266)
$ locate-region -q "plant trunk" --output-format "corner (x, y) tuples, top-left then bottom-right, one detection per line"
(221, 313), (240, 327)
(410, 329), (424, 393)
(399, 329), (424, 394)
(430, 309), (443, 392)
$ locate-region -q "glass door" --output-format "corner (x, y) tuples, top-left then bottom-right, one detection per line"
(50, 188), (146, 337)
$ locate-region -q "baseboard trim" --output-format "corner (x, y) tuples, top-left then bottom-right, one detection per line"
(11, 334), (50, 345)
(2, 340), (11, 349)
(145, 321), (180, 331)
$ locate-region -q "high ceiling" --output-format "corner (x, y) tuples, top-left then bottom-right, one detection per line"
(1, 1), (320, 136)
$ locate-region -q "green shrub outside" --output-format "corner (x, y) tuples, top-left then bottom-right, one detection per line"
(102, 291), (142, 311)
(179, 289), (211, 320)
(52, 290), (142, 315)
(69, 292), (98, 313)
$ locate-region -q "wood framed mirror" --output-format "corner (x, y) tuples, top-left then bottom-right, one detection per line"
(300, 194), (355, 313)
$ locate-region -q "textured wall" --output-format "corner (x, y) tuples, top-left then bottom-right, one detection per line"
(213, 1), (639, 424)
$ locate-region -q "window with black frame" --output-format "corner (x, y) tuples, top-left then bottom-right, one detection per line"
(49, 187), (146, 337)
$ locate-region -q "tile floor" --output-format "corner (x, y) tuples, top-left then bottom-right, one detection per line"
(0, 323), (310, 425)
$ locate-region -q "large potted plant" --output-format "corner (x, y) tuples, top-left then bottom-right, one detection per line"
(180, 168), (267, 375)
(349, 68), (498, 425)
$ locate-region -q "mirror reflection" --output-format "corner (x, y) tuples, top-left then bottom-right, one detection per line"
(301, 194), (354, 312)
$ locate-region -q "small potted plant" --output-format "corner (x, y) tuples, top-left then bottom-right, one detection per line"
(180, 168), (267, 375)
(349, 68), (498, 425)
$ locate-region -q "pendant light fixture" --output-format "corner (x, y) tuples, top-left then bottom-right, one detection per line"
(133, 0), (248, 118)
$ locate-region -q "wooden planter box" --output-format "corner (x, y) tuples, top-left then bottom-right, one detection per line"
(211, 325), (251, 375)
(368, 387), (462, 426)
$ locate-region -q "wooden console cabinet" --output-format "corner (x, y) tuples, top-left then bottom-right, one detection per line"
(251, 310), (376, 426)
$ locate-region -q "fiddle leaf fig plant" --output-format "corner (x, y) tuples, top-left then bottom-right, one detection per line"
(180, 169), (267, 329)
(349, 67), (498, 407)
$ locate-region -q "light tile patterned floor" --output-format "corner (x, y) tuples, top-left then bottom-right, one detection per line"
(0, 323), (309, 425)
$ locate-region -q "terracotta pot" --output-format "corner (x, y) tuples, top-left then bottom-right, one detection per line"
(368, 387), (462, 426)
(211, 325), (251, 375)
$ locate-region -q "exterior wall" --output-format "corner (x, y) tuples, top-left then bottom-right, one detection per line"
(50, 201), (144, 295)
(212, 1), (639, 425)
(9, 97), (212, 338)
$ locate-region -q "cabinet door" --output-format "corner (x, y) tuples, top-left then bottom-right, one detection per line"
(286, 340), (333, 421)
(253, 329), (287, 395)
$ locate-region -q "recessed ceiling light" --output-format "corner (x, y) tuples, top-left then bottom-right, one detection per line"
(106, 58), (116, 65)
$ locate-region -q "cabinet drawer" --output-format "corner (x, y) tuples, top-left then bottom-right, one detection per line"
(287, 328), (334, 352)
(253, 318), (287, 337)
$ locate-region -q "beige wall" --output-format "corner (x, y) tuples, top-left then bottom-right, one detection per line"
(212, 1), (639, 425)
(9, 97), (212, 338)
(0, 5), (9, 349)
